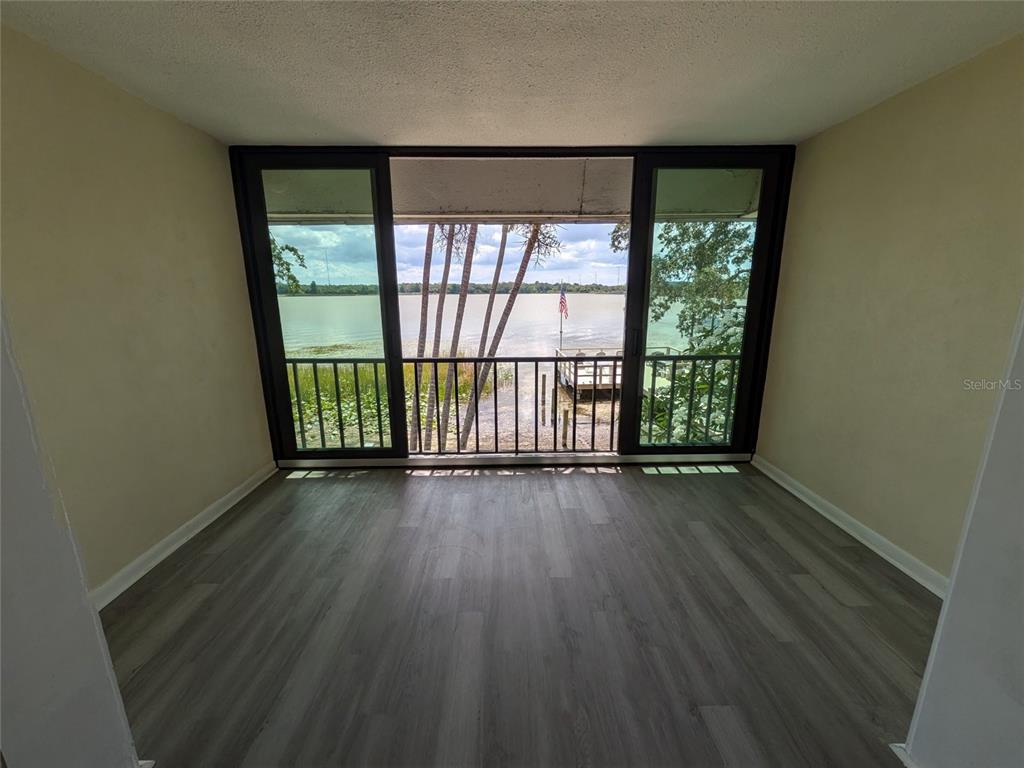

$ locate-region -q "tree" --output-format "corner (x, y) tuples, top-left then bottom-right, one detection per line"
(270, 233), (307, 294)
(611, 218), (754, 446)
(610, 219), (754, 354)
(415, 223), (436, 359)
(609, 218), (630, 254)
(458, 223), (561, 449)
(477, 224), (509, 355)
(422, 224), (469, 450)
(409, 222), (436, 451)
(437, 223), (478, 449)
(308, 281), (319, 295)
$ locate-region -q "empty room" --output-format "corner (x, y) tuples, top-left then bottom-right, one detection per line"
(2, 2), (1022, 767)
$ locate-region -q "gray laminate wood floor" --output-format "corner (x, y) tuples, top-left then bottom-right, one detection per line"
(101, 464), (941, 767)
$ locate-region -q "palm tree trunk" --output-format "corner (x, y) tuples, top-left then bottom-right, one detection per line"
(422, 225), (455, 450)
(408, 222), (435, 451)
(477, 223), (509, 356)
(438, 224), (477, 450)
(459, 224), (540, 449)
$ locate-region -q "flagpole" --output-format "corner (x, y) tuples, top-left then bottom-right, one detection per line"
(559, 283), (564, 350)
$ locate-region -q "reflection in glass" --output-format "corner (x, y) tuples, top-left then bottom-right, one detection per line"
(639, 168), (762, 446)
(261, 169), (391, 450)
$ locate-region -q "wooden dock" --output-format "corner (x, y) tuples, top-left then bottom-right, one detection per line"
(556, 348), (623, 393)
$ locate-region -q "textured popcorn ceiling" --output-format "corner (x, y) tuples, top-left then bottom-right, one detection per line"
(3, 1), (1021, 146)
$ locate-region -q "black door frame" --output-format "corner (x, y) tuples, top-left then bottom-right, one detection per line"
(231, 148), (408, 459)
(231, 145), (793, 463)
(617, 148), (795, 455)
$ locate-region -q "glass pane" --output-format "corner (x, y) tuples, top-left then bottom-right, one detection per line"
(390, 221), (628, 455)
(639, 168), (761, 447)
(262, 168), (391, 450)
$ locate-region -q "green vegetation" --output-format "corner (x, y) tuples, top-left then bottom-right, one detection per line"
(288, 362), (392, 449)
(611, 219), (753, 355)
(639, 357), (738, 446)
(271, 234), (307, 294)
(609, 217), (751, 445)
(293, 342), (366, 357)
(608, 215), (752, 444)
(287, 358), (495, 450)
(277, 282), (380, 295)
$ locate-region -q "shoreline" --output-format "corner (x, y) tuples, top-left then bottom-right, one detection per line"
(277, 290), (628, 297)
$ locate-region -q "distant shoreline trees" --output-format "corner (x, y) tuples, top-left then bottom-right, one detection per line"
(275, 280), (626, 296)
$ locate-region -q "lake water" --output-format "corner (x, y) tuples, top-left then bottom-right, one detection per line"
(278, 293), (686, 357)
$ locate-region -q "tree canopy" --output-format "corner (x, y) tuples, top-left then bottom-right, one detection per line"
(610, 219), (753, 354)
(271, 234), (307, 294)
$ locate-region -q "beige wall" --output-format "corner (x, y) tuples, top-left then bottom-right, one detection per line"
(1, 26), (273, 588)
(758, 36), (1024, 577)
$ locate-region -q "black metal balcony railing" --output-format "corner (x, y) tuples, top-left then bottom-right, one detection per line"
(286, 357), (390, 450)
(284, 352), (740, 454)
(640, 354), (741, 447)
(405, 355), (621, 455)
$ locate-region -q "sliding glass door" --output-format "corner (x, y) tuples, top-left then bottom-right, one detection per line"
(618, 151), (791, 455)
(233, 147), (791, 463)
(233, 151), (408, 459)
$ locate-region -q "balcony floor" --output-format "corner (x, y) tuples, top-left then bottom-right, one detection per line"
(101, 464), (940, 767)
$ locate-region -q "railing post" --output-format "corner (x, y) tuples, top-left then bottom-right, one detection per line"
(552, 361), (558, 450)
(541, 373), (547, 426)
(684, 360), (698, 445)
(534, 362), (539, 452)
(609, 359), (617, 451)
(590, 359), (597, 452)
(432, 360), (442, 454)
(453, 361), (462, 454)
(723, 358), (737, 443)
(665, 359), (679, 445)
(492, 362), (499, 453)
(704, 359), (718, 444)
(647, 359), (658, 444)
(412, 362), (423, 454)
(372, 362), (385, 447)
(332, 362), (345, 449)
(292, 362), (306, 449)
(571, 360), (578, 451)
(352, 362), (365, 448)
(473, 360), (480, 454)
(312, 363), (326, 449)
(513, 362), (519, 455)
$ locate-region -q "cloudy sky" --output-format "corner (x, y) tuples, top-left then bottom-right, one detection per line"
(269, 222), (628, 286)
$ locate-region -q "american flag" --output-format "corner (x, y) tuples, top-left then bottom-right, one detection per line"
(559, 285), (569, 319)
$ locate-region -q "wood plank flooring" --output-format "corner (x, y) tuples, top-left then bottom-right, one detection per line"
(101, 464), (941, 767)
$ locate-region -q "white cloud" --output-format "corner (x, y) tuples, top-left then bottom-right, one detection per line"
(393, 222), (623, 285)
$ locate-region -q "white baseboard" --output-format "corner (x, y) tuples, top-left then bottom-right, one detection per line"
(90, 462), (278, 609)
(890, 743), (921, 768)
(750, 455), (949, 598)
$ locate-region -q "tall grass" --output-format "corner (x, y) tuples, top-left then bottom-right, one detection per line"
(288, 362), (391, 449)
